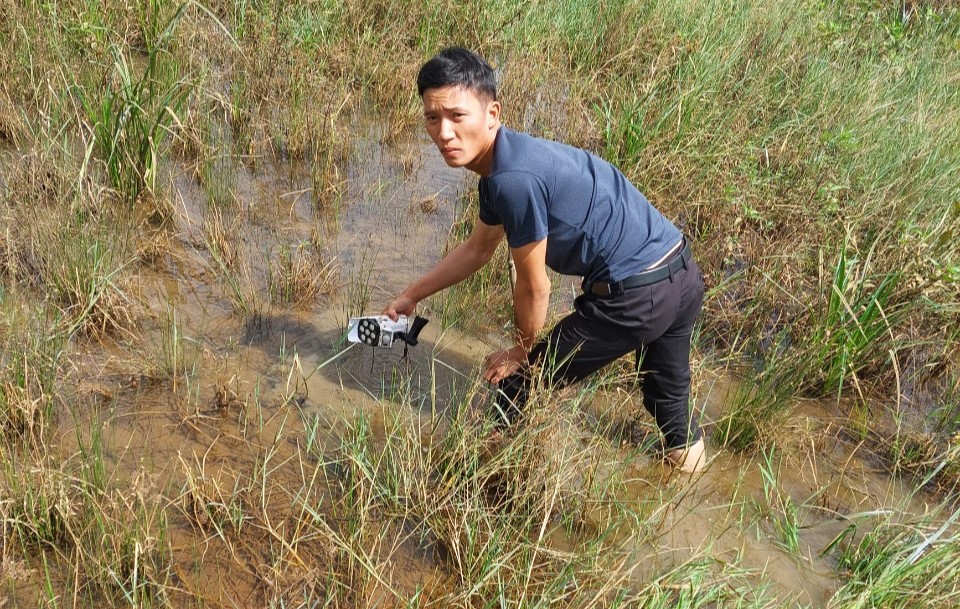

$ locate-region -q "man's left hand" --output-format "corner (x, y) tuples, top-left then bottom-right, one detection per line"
(483, 346), (527, 384)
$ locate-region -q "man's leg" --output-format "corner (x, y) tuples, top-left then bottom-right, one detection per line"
(636, 331), (701, 449)
(491, 304), (638, 427)
(492, 256), (706, 472)
(636, 259), (705, 470)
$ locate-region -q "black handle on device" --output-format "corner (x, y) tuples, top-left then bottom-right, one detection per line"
(400, 316), (429, 346)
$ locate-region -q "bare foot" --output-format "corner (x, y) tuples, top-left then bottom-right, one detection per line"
(665, 438), (706, 473)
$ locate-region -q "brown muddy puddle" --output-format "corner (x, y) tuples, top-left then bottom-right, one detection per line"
(35, 126), (942, 608)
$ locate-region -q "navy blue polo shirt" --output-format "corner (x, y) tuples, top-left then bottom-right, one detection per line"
(477, 127), (682, 286)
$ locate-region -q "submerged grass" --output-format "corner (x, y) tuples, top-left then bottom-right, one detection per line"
(0, 284), (63, 445)
(1, 340), (958, 607)
(268, 239), (337, 307)
(1, 433), (172, 607)
(312, 390), (774, 608)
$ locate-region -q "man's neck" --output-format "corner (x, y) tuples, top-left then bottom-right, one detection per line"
(466, 124), (501, 177)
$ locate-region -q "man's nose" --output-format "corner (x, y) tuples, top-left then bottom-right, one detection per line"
(438, 119), (455, 141)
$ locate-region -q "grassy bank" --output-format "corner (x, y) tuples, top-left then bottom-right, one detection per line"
(1, 0), (959, 607)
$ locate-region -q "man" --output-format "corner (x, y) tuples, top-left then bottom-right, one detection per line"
(383, 47), (706, 472)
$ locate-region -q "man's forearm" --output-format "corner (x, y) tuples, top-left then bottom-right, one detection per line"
(385, 222), (503, 321)
(402, 239), (492, 302)
(512, 278), (550, 352)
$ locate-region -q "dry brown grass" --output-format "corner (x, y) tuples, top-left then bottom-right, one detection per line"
(1, 148), (141, 338)
(0, 373), (48, 442)
(269, 239), (338, 307)
(499, 53), (599, 148)
(0, 86), (25, 146)
(201, 205), (240, 271)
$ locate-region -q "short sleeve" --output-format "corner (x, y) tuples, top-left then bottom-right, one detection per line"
(477, 180), (501, 227)
(485, 171), (549, 248)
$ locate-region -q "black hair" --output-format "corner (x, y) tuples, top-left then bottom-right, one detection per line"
(416, 47), (497, 101)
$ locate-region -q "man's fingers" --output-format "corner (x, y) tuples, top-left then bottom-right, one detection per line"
(483, 361), (502, 383)
(484, 361), (519, 384)
(382, 295), (415, 322)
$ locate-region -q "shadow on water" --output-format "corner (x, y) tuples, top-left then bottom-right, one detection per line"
(241, 311), (487, 418)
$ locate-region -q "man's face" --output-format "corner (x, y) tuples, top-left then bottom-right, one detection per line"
(422, 85), (500, 175)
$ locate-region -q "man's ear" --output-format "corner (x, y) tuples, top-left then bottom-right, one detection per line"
(487, 100), (502, 129)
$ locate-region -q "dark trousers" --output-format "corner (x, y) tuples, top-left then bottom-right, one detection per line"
(493, 255), (705, 450)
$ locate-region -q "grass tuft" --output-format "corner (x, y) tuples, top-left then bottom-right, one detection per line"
(78, 5), (192, 206)
(268, 240), (337, 307)
(825, 508), (960, 609)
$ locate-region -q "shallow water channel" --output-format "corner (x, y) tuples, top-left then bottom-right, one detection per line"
(41, 125), (939, 608)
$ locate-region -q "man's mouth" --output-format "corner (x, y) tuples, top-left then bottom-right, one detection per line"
(441, 147), (459, 157)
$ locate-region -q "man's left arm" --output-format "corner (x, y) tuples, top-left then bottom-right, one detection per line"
(483, 238), (550, 384)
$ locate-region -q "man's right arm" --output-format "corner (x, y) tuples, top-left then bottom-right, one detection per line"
(383, 221), (504, 320)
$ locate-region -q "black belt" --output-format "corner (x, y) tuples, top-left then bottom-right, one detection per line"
(587, 240), (692, 297)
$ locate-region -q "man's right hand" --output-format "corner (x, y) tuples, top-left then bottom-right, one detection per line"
(383, 294), (417, 321)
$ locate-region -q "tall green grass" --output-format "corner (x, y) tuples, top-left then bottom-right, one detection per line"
(79, 6), (192, 206)
(585, 0), (958, 393)
(824, 507), (960, 609)
(807, 235), (904, 398)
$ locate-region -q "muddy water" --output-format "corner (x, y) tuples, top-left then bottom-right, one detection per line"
(46, 126), (941, 608)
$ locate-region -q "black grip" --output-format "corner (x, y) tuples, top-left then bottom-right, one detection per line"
(402, 316), (429, 346)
